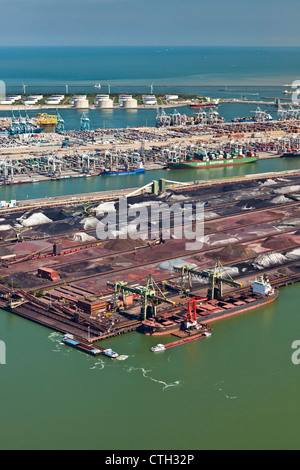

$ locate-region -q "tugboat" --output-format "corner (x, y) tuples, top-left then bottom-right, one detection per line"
(103, 348), (119, 358)
(151, 344), (166, 352)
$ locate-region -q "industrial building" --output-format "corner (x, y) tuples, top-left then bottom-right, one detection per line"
(142, 95), (157, 105)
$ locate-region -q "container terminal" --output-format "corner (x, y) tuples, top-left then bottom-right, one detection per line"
(1, 109), (300, 184)
(1, 171), (300, 354)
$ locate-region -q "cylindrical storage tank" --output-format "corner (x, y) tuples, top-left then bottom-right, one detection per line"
(97, 98), (114, 109)
(120, 98), (137, 109)
(73, 98), (89, 109)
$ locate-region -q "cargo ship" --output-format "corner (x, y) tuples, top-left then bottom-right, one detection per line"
(141, 276), (278, 336)
(232, 107), (273, 123)
(280, 151), (300, 158)
(190, 99), (219, 109)
(100, 162), (145, 176)
(167, 149), (257, 169)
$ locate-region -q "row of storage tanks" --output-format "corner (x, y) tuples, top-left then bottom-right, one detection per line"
(71, 94), (138, 109)
(95, 94), (138, 109)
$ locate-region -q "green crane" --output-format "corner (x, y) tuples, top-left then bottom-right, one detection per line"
(107, 274), (176, 320)
(173, 259), (243, 300)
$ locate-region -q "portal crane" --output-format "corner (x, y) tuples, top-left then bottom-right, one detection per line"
(173, 259), (243, 299)
(107, 274), (176, 320)
(56, 108), (65, 133)
(80, 112), (90, 131)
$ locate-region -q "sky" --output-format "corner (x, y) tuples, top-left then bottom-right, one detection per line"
(0, 0), (299, 47)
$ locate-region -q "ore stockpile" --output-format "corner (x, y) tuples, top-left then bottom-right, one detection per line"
(1, 173), (300, 342)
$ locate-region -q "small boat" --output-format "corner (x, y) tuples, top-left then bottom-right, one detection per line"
(151, 344), (166, 352)
(103, 348), (119, 358)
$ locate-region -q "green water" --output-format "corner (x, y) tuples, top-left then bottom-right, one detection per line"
(1, 156), (300, 450)
(1, 284), (300, 450)
(2, 156), (300, 202)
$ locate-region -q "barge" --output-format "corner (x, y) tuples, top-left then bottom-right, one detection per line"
(61, 334), (103, 356)
(151, 330), (212, 352)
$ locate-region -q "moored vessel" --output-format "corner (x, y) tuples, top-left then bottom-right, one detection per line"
(167, 149), (257, 169)
(100, 162), (145, 176)
(61, 334), (102, 356)
(232, 107), (273, 123)
(141, 274), (278, 336)
(190, 99), (219, 109)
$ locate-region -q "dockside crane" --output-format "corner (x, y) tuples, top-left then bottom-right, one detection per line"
(107, 274), (176, 320)
(80, 112), (90, 131)
(173, 259), (243, 299)
(55, 108), (65, 133)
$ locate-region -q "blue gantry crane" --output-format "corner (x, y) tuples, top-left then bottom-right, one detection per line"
(80, 112), (90, 131)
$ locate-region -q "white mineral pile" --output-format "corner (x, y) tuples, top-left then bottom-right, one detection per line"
(19, 212), (52, 227)
(204, 235), (239, 246)
(73, 232), (96, 242)
(218, 266), (240, 278)
(285, 248), (300, 260)
(270, 195), (292, 204)
(0, 224), (12, 231)
(80, 217), (99, 229)
(95, 201), (116, 216)
(159, 258), (197, 271)
(129, 200), (157, 211)
(204, 212), (219, 220)
(259, 179), (277, 186)
(252, 252), (287, 270)
(231, 189), (260, 201)
(274, 185), (300, 194)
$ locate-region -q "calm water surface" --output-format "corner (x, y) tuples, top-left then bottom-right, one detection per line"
(1, 156), (300, 202)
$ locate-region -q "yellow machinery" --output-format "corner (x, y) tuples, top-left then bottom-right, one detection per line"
(37, 113), (57, 126)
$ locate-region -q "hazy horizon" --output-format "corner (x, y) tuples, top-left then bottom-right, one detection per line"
(0, 0), (299, 47)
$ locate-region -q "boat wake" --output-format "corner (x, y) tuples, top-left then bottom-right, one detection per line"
(116, 355), (129, 361)
(214, 380), (237, 400)
(90, 360), (105, 370)
(127, 367), (181, 390)
(49, 332), (66, 352)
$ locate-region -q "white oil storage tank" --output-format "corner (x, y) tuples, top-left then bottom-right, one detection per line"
(97, 98), (114, 109)
(73, 98), (89, 109)
(120, 98), (137, 109)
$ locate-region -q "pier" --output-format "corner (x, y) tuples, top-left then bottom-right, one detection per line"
(0, 170), (300, 353)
